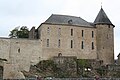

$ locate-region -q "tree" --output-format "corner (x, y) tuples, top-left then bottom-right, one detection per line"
(9, 27), (19, 38)
(9, 26), (29, 38)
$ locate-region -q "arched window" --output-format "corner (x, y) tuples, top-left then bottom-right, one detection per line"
(58, 53), (62, 57)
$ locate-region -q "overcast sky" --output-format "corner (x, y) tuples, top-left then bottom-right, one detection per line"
(0, 0), (120, 59)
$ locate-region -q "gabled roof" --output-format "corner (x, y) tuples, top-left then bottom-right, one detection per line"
(94, 8), (114, 26)
(44, 14), (93, 27)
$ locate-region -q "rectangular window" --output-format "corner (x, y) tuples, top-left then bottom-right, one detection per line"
(92, 31), (94, 38)
(47, 27), (50, 34)
(92, 42), (94, 50)
(58, 28), (61, 36)
(71, 40), (73, 48)
(58, 39), (60, 48)
(47, 39), (49, 47)
(71, 29), (73, 36)
(108, 25), (110, 28)
(82, 30), (84, 37)
(81, 41), (84, 49)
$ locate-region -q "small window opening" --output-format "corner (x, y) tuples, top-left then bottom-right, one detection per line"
(58, 53), (62, 57)
(108, 25), (110, 28)
(82, 30), (84, 37)
(47, 27), (50, 34)
(58, 28), (61, 36)
(58, 39), (60, 48)
(18, 48), (20, 53)
(71, 29), (73, 36)
(92, 31), (94, 38)
(92, 42), (94, 50)
(47, 39), (49, 47)
(71, 40), (73, 48)
(81, 41), (84, 49)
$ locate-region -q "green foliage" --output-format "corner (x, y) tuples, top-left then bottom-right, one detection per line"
(17, 26), (29, 38)
(36, 60), (57, 72)
(29, 59), (120, 78)
(77, 59), (92, 77)
(96, 66), (107, 76)
(77, 59), (91, 68)
(30, 59), (102, 78)
(112, 71), (120, 78)
(96, 67), (104, 76)
(9, 26), (29, 38)
(33, 59), (77, 78)
(9, 28), (18, 38)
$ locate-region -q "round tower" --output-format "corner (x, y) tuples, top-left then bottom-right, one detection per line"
(94, 8), (115, 65)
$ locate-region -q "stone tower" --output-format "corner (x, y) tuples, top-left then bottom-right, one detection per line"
(94, 8), (115, 64)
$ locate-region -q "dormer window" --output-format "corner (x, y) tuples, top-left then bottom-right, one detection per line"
(68, 19), (73, 24)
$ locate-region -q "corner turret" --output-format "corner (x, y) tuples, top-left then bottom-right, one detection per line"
(95, 8), (114, 65)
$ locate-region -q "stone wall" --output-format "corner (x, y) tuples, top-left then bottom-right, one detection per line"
(96, 24), (114, 64)
(0, 23), (115, 78)
(53, 56), (77, 77)
(29, 27), (36, 39)
(0, 38), (10, 61)
(38, 24), (97, 60)
(29, 27), (38, 39)
(0, 38), (42, 79)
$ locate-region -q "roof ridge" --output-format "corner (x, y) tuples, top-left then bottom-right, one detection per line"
(51, 14), (80, 18)
(44, 14), (94, 27)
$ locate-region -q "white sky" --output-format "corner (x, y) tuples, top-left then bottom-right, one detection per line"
(0, 0), (120, 59)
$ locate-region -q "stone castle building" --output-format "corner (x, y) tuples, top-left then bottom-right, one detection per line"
(0, 7), (115, 79)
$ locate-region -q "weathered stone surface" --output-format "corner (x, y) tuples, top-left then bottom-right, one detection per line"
(0, 38), (41, 79)
(96, 24), (114, 64)
(0, 8), (115, 79)
(39, 24), (97, 60)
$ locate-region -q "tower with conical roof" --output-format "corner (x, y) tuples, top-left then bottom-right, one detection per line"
(94, 7), (114, 64)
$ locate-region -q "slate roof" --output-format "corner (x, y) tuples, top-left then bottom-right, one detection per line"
(94, 8), (114, 26)
(44, 14), (93, 27)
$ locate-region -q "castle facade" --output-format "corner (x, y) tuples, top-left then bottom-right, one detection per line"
(0, 8), (115, 79)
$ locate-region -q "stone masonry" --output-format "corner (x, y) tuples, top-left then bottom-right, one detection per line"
(0, 7), (115, 79)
